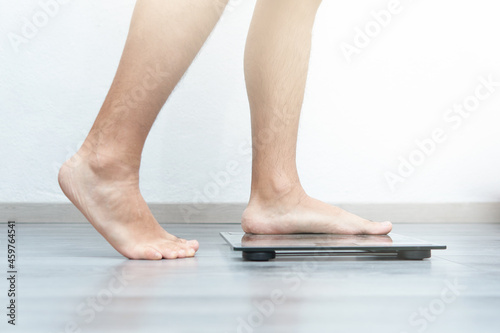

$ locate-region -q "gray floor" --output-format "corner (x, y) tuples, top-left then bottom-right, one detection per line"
(1, 222), (499, 333)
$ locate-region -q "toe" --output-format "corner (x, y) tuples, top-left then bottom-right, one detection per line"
(187, 240), (199, 251)
(177, 243), (196, 257)
(162, 248), (179, 259)
(137, 246), (163, 260)
(185, 247), (196, 257)
(366, 221), (392, 235)
(158, 243), (182, 259)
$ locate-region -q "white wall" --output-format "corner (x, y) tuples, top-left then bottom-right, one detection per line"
(1, 0), (499, 205)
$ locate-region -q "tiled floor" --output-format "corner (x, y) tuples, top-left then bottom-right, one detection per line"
(1, 222), (499, 333)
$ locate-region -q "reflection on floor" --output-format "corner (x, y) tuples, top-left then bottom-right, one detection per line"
(1, 222), (499, 333)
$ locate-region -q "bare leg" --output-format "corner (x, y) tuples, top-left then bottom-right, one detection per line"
(242, 0), (392, 234)
(58, 0), (228, 259)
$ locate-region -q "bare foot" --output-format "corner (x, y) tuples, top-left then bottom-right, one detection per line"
(242, 185), (392, 235)
(58, 149), (199, 260)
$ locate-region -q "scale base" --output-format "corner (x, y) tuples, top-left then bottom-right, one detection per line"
(221, 232), (446, 262)
(242, 251), (276, 261)
(397, 249), (431, 260)
(241, 250), (432, 261)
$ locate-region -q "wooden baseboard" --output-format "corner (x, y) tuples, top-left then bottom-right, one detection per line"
(1, 202), (499, 223)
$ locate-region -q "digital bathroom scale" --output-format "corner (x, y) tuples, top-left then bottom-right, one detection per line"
(220, 232), (446, 261)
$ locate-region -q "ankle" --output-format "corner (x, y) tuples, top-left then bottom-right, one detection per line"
(72, 143), (141, 179)
(250, 177), (305, 203)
